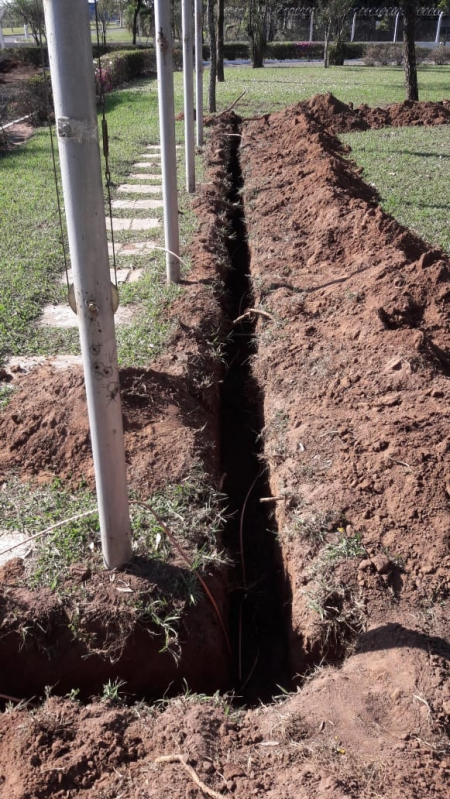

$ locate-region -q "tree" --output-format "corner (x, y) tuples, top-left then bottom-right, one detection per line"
(208, 0), (216, 111)
(316, 0), (353, 68)
(95, 0), (119, 46)
(125, 0), (145, 45)
(400, 1), (418, 100)
(4, 0), (45, 46)
(247, 0), (273, 68)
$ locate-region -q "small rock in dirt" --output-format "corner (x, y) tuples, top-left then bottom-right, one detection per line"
(370, 553), (392, 574)
(385, 356), (402, 371)
(358, 559), (372, 572)
(223, 764), (245, 780)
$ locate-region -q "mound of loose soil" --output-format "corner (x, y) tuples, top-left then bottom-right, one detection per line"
(0, 365), (217, 493)
(297, 91), (450, 133)
(1, 96), (450, 796)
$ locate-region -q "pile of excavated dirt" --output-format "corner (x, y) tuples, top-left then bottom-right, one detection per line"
(0, 96), (449, 797)
(297, 91), (450, 133)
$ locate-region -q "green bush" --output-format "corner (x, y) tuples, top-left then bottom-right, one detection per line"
(202, 41), (249, 60)
(364, 43), (429, 67)
(429, 45), (450, 65)
(4, 46), (47, 67)
(12, 73), (53, 124)
(94, 48), (154, 92)
(266, 41), (325, 60)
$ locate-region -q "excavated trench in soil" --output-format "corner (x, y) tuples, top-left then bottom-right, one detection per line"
(219, 123), (290, 702)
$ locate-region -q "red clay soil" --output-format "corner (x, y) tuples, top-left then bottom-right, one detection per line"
(0, 96), (449, 797)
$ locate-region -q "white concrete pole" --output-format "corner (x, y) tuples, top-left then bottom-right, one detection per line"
(194, 0), (204, 147)
(42, 0), (132, 569)
(309, 10), (314, 43)
(351, 11), (357, 43)
(154, 0), (180, 283)
(436, 11), (444, 44)
(23, 23), (29, 40)
(182, 0), (195, 193)
(393, 11), (400, 43)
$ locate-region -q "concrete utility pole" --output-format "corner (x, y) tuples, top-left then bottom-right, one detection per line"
(42, 0), (132, 569)
(182, 0), (195, 193)
(194, 0), (204, 147)
(154, 0), (181, 283)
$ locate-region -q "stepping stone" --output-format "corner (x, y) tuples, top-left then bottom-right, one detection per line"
(118, 184), (162, 195)
(111, 217), (160, 232)
(39, 304), (134, 328)
(0, 533), (32, 567)
(138, 153), (162, 159)
(133, 162), (161, 169)
(127, 268), (144, 283)
(112, 199), (163, 210)
(60, 268), (131, 285)
(129, 173), (163, 181)
(145, 144), (182, 150)
(6, 354), (83, 374)
(109, 241), (158, 256)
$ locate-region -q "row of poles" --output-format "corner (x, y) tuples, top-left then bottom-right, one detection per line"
(41, 0), (204, 569)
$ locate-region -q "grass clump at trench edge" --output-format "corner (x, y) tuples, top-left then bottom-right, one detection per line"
(0, 473), (227, 591)
(341, 125), (450, 255)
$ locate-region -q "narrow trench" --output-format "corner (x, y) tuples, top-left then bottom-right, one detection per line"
(220, 121), (290, 703)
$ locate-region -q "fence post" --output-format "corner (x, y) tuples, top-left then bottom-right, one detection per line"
(182, 0), (195, 192)
(42, 0), (132, 569)
(154, 0), (181, 283)
(194, 0), (204, 147)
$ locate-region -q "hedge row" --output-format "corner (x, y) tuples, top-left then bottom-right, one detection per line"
(363, 43), (438, 66)
(201, 40), (364, 61)
(94, 48), (154, 92)
(12, 48), (156, 124)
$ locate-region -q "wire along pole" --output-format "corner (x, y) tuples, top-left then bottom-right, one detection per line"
(154, 0), (180, 284)
(42, 0), (132, 569)
(182, 0), (195, 193)
(194, 0), (204, 147)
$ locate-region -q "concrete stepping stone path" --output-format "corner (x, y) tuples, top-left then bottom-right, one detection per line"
(108, 241), (158, 256)
(118, 184), (162, 195)
(112, 199), (163, 210)
(128, 174), (163, 181)
(39, 304), (135, 328)
(110, 217), (160, 232)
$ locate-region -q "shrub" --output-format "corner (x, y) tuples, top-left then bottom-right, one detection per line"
(5, 46), (47, 67)
(363, 43), (429, 67)
(12, 73), (53, 124)
(266, 41), (325, 60)
(94, 48), (154, 93)
(202, 41), (249, 60)
(425, 45), (450, 65)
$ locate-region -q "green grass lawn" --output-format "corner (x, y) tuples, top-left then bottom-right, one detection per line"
(199, 64), (450, 116)
(341, 125), (450, 254)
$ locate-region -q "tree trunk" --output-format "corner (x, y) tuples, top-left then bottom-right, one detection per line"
(217, 0), (225, 82)
(323, 26), (330, 68)
(208, 0), (217, 112)
(402, 2), (418, 101)
(132, 1), (143, 47)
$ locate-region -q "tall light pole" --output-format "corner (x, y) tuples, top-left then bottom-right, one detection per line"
(43, 0), (132, 569)
(154, 0), (181, 283)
